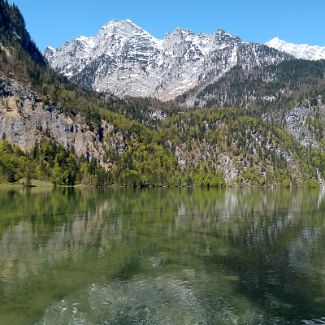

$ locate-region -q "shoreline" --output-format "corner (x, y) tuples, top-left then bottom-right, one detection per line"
(0, 181), (322, 190)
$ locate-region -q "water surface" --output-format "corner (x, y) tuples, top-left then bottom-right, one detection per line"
(0, 187), (325, 324)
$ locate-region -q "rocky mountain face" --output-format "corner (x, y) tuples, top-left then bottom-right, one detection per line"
(266, 37), (325, 61)
(0, 77), (118, 170)
(45, 20), (291, 101)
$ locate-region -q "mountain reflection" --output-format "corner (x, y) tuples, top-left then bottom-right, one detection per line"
(0, 187), (324, 324)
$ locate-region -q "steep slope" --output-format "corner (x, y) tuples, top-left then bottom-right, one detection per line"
(0, 0), (44, 65)
(45, 20), (291, 100)
(179, 59), (325, 108)
(266, 38), (325, 61)
(177, 59), (325, 150)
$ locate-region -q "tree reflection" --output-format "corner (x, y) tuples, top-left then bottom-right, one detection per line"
(0, 187), (324, 324)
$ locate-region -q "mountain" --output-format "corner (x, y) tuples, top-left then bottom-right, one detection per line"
(44, 20), (291, 101)
(266, 37), (325, 61)
(2, 0), (325, 188)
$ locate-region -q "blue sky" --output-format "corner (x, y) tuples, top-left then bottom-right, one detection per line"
(9, 0), (325, 51)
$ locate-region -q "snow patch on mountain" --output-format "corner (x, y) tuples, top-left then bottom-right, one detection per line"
(266, 37), (325, 61)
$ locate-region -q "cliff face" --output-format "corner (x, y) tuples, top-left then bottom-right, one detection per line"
(0, 78), (123, 170)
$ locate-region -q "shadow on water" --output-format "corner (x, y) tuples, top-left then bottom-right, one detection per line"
(0, 187), (324, 324)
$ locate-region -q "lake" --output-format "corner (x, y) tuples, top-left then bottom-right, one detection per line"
(0, 187), (324, 324)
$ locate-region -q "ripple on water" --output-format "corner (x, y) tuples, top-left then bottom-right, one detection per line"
(302, 318), (325, 325)
(35, 277), (207, 325)
(35, 275), (256, 325)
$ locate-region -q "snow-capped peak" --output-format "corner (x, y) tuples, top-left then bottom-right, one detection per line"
(45, 46), (56, 52)
(45, 22), (291, 101)
(215, 28), (233, 37)
(74, 36), (87, 41)
(100, 19), (138, 31)
(44, 46), (56, 60)
(98, 19), (162, 47)
(266, 37), (325, 61)
(99, 19), (150, 36)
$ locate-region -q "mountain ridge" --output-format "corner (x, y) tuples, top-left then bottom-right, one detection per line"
(266, 37), (325, 61)
(45, 19), (291, 101)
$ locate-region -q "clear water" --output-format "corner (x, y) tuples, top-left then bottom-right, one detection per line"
(0, 187), (325, 324)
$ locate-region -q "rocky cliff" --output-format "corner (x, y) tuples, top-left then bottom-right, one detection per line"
(0, 77), (121, 170)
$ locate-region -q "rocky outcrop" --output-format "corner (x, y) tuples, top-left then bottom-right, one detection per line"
(0, 78), (123, 170)
(283, 105), (325, 147)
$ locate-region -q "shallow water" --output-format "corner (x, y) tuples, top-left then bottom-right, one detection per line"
(0, 187), (325, 324)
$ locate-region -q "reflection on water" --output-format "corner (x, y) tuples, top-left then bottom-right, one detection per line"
(0, 187), (325, 324)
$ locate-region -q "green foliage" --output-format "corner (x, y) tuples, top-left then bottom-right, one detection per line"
(0, 140), (27, 182)
(192, 165), (225, 187)
(242, 168), (263, 186)
(115, 143), (176, 186)
(161, 108), (319, 187)
(0, 140), (106, 186)
(310, 146), (325, 179)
